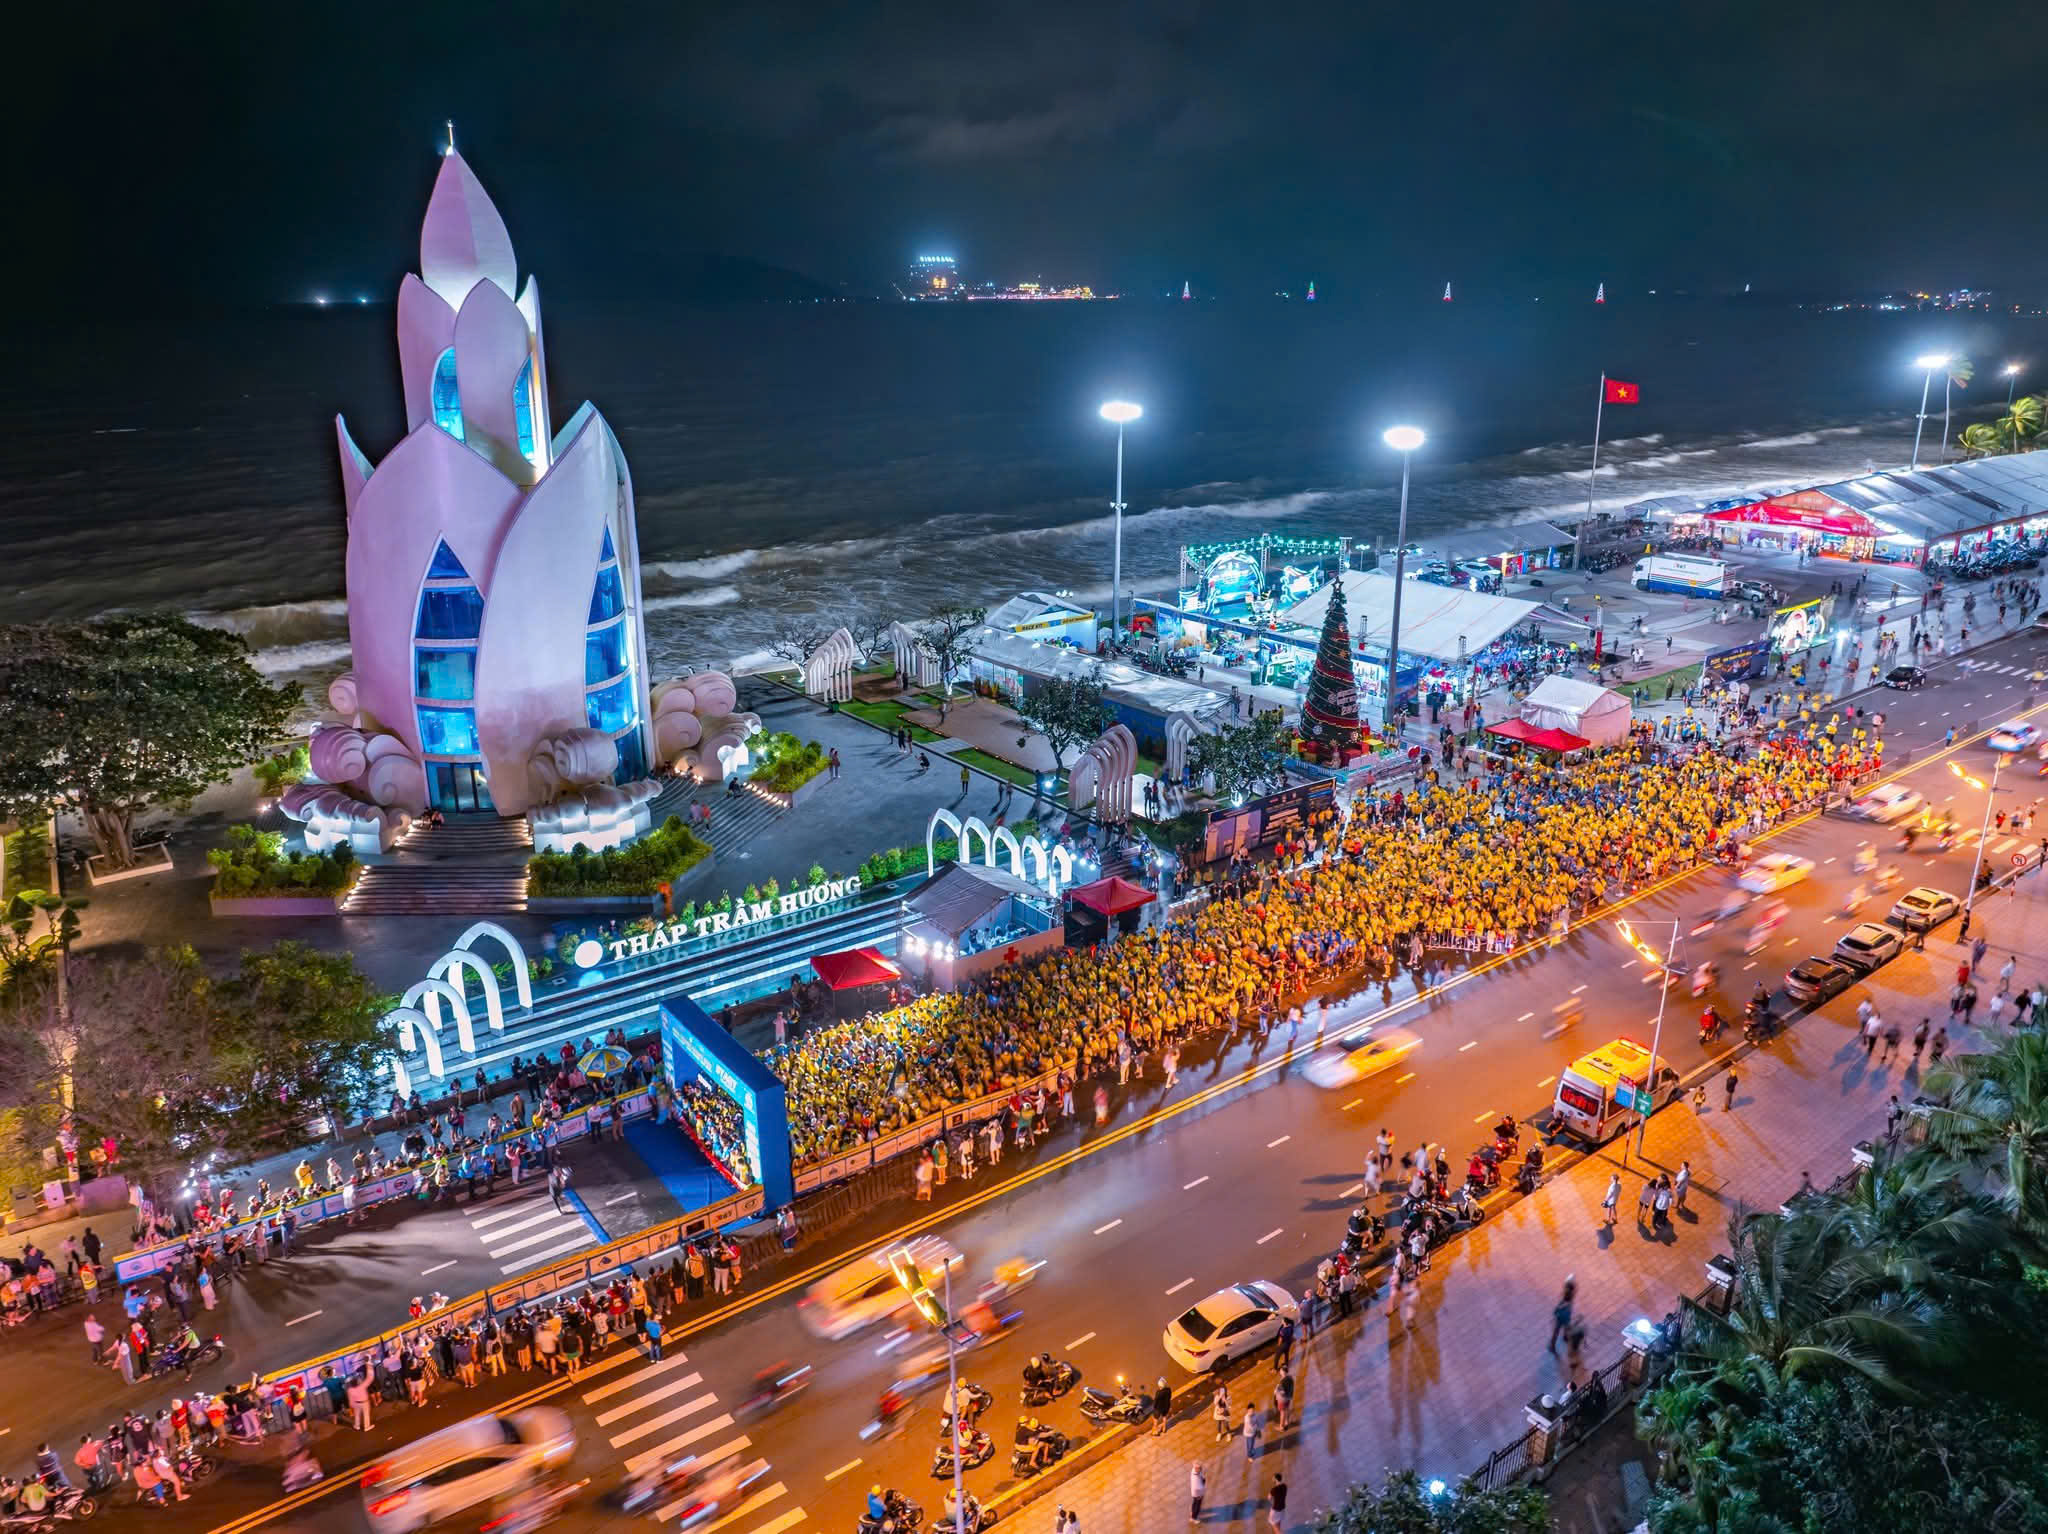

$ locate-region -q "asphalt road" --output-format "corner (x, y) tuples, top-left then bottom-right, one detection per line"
(145, 622), (2048, 1534)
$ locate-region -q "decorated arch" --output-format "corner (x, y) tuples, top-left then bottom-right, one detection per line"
(429, 947), (506, 1034)
(926, 806), (964, 876)
(401, 977), (476, 1055)
(453, 921), (533, 1010)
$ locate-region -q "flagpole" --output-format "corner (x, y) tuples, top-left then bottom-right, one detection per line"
(1577, 375), (1607, 570)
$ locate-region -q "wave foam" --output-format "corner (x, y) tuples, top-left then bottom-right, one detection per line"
(250, 639), (353, 676)
(643, 584), (741, 612)
(644, 551), (761, 582)
(1740, 432), (1820, 449)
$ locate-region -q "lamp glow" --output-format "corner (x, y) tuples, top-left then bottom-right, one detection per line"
(1383, 425), (1426, 453)
(1913, 353), (1950, 369)
(2005, 362), (2023, 376)
(1099, 400), (1142, 424)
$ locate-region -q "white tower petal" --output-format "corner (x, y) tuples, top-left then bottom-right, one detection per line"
(419, 151), (518, 307)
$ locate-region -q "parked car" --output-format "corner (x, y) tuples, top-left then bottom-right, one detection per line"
(1834, 922), (1905, 973)
(1888, 886), (1960, 931)
(1163, 1281), (1299, 1373)
(1784, 956), (1857, 1004)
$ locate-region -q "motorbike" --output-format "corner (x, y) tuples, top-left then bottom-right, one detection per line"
(170, 1447), (218, 1486)
(0, 1485), (98, 1529)
(1009, 1421), (1071, 1477)
(1340, 1205), (1386, 1258)
(1019, 1357), (1079, 1407)
(1690, 963), (1718, 998)
(146, 1335), (225, 1380)
(1699, 1008), (1725, 1045)
(1743, 999), (1777, 1044)
(940, 1492), (991, 1534)
(936, 1382), (993, 1436)
(735, 1364), (813, 1422)
(928, 1428), (994, 1479)
(1874, 865), (1903, 891)
(1079, 1378), (1152, 1425)
(486, 1478), (587, 1534)
(855, 1491), (924, 1534)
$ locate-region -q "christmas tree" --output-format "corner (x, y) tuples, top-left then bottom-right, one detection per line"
(1300, 575), (1365, 760)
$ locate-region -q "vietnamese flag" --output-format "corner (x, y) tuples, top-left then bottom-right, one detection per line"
(1604, 378), (1641, 404)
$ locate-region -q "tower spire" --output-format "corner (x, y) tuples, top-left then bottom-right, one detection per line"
(443, 119), (456, 157)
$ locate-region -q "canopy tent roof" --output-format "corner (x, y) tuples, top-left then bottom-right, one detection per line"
(1626, 495), (1711, 517)
(1521, 675), (1625, 716)
(904, 861), (1049, 939)
(1281, 572), (1587, 664)
(1419, 521), (1579, 563)
(966, 627), (1235, 720)
(986, 591), (1094, 633)
(1067, 874), (1156, 917)
(809, 946), (901, 990)
(1485, 718), (1591, 753)
(1793, 456), (2048, 546)
(1703, 491), (1887, 540)
(1521, 675), (1631, 746)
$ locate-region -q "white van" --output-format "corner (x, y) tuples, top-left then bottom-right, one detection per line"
(798, 1235), (962, 1339)
(361, 1408), (575, 1534)
(1551, 1038), (1681, 1143)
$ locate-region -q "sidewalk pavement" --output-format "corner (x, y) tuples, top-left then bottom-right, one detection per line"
(1019, 875), (2048, 1531)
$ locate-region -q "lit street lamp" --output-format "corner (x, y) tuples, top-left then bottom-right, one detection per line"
(1615, 917), (1681, 1158)
(1381, 425), (1426, 734)
(1949, 755), (2010, 940)
(1911, 353), (1949, 470)
(2006, 361), (2025, 409)
(1099, 400), (1143, 635)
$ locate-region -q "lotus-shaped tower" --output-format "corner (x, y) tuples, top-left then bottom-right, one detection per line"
(324, 149), (651, 818)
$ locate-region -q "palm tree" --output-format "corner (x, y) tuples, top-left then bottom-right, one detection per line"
(1941, 355), (1975, 462)
(1925, 1029), (2048, 1235)
(1997, 393), (2045, 454)
(1959, 422), (2004, 457)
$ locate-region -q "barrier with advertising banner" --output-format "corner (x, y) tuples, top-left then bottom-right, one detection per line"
(1704, 638), (1772, 685)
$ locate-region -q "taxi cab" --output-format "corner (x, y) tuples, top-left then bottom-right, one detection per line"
(1550, 1037), (1681, 1144)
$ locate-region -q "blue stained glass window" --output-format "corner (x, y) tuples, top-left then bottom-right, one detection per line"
(426, 540), (470, 579)
(431, 349), (464, 441)
(588, 563), (626, 624)
(417, 706), (479, 756)
(513, 358), (536, 458)
(585, 677), (638, 735)
(415, 647), (476, 701)
(614, 730), (646, 783)
(600, 526), (617, 563)
(416, 586), (484, 639)
(584, 622), (630, 685)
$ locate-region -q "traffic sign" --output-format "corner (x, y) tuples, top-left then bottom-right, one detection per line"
(1629, 1088), (1656, 1114)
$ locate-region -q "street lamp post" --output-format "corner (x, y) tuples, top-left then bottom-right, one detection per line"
(1099, 401), (1143, 637)
(1954, 754), (2008, 940)
(1911, 354), (1949, 470)
(2006, 362), (2024, 410)
(1617, 917), (1682, 1158)
(1382, 426), (1426, 735)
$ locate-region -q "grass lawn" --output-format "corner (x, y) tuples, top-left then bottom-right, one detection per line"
(839, 696), (944, 743)
(954, 748), (1045, 788)
(1631, 659), (1704, 697)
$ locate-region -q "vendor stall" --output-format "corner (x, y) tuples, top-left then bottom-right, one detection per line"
(1520, 676), (1632, 747)
(1064, 873), (1157, 946)
(900, 862), (1063, 988)
(1484, 718), (1590, 756)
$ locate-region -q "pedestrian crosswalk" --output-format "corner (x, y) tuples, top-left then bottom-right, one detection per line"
(576, 1346), (806, 1533)
(465, 1189), (601, 1274)
(1959, 660), (2038, 677)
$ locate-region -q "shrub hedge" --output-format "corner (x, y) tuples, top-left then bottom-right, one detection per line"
(207, 824), (356, 898)
(528, 815), (712, 897)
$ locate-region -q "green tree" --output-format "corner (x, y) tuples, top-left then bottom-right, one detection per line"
(252, 743), (311, 798)
(1010, 676), (1112, 778)
(0, 613), (299, 868)
(1941, 355), (1975, 461)
(1998, 394), (2045, 455)
(1310, 1469), (1550, 1533)
(1188, 709), (1293, 804)
(1925, 1029), (2048, 1235)
(1959, 422), (2006, 457)
(914, 605), (987, 720)
(1300, 573), (1365, 759)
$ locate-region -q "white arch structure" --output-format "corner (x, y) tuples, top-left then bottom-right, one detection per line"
(428, 948), (506, 1034)
(401, 977), (476, 1055)
(990, 825), (1023, 878)
(924, 809), (1073, 897)
(959, 815), (994, 867)
(386, 1004), (444, 1080)
(926, 807), (964, 876)
(454, 921), (533, 1009)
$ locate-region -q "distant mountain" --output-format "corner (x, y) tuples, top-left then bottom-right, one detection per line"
(669, 253), (838, 304)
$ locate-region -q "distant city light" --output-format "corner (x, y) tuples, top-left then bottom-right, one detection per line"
(915, 254), (956, 264)
(313, 295), (330, 306)
(1099, 400), (1143, 425)
(1383, 425), (1426, 453)
(357, 295), (369, 305)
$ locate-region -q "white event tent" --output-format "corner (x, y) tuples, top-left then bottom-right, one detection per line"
(1520, 675), (1632, 746)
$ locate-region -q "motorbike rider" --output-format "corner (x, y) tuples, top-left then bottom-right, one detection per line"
(874, 1386), (907, 1434)
(1750, 982), (1772, 1020)
(1013, 1415), (1057, 1471)
(1691, 960), (1718, 995)
(944, 1486), (982, 1529)
(866, 1484), (896, 1522)
(1853, 845), (1878, 874)
(1700, 1005), (1723, 1040)
(1022, 1353), (1058, 1392)
(950, 1376), (983, 1426)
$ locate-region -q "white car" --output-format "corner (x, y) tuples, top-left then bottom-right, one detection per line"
(1163, 1281), (1299, 1373)
(1302, 1026), (1423, 1089)
(1988, 720), (2042, 753)
(1854, 784), (1925, 824)
(361, 1409), (575, 1534)
(798, 1235), (961, 1340)
(1737, 852), (1816, 894)
(1888, 886), (1959, 931)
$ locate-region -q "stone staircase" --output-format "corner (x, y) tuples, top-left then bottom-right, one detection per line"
(343, 813), (533, 915)
(693, 785), (787, 864)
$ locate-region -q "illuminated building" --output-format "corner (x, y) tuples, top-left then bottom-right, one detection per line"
(905, 254), (960, 298)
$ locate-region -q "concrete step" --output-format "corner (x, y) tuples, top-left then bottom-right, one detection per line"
(345, 864), (529, 915)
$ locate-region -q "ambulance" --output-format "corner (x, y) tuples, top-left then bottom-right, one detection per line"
(1550, 1037), (1682, 1143)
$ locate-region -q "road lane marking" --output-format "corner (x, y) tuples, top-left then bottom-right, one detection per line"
(1459, 1040), (1478, 1052)
(1537, 1075), (1555, 1088)
(607, 1393), (720, 1448)
(1256, 1228), (1283, 1245)
(1571, 984), (1588, 994)
(698, 1481), (787, 1533)
(1183, 1176), (1209, 1190)
(1744, 961), (1758, 970)
(623, 1413), (736, 1475)
(1517, 1012), (1535, 1022)
(1067, 1331), (1097, 1349)
(1621, 958), (1637, 968)
(1340, 1098), (1363, 1110)
(595, 1372), (706, 1426)
(1395, 1071), (1417, 1083)
(737, 1512), (806, 1534)
(1093, 1219), (1123, 1234)
(466, 1194), (554, 1228)
(1823, 857), (1836, 864)
(1266, 1135), (1291, 1148)
(824, 1459), (862, 1482)
(1166, 1278), (1194, 1295)
(606, 1191), (641, 1206)
(1473, 1109), (1495, 1123)
(470, 1205), (565, 1238)
(583, 1353), (699, 1404)
(1342, 1182), (1364, 1197)
(500, 1234), (601, 1273)
(421, 1260), (457, 1276)
(286, 1311), (322, 1326)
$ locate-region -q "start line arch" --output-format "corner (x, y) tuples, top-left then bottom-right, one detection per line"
(383, 920), (535, 1096)
(925, 808), (1074, 896)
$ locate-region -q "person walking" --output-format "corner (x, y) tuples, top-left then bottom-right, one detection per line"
(1600, 1172), (1621, 1227)
(548, 1163), (571, 1214)
(1242, 1402), (1264, 1460)
(1862, 1008), (1882, 1058)
(1547, 1277), (1576, 1353)
(1189, 1461), (1206, 1523)
(1724, 1070), (1739, 1112)
(1212, 1385), (1232, 1443)
(1912, 1017), (1930, 1065)
(1150, 1376), (1172, 1435)
(1268, 1473), (1289, 1531)
(1273, 1371), (1294, 1431)
(1635, 1177), (1656, 1228)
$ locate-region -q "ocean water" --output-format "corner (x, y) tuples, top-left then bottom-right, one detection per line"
(1, 297), (2035, 685)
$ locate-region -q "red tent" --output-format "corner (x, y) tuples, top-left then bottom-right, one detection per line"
(1703, 493), (1884, 540)
(1485, 718), (1591, 753)
(1068, 875), (1155, 917)
(809, 946), (902, 991)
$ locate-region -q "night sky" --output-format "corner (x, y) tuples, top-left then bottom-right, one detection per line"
(23, 0), (2048, 308)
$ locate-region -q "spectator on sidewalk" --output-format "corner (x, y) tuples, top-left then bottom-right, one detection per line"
(1268, 1473), (1289, 1531)
(1190, 1461), (1206, 1523)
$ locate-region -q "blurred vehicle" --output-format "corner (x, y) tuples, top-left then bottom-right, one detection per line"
(1737, 852), (1815, 893)
(799, 1236), (961, 1340)
(1834, 922), (1905, 972)
(361, 1408), (574, 1534)
(734, 1363), (812, 1421)
(1888, 886), (1959, 931)
(1988, 720), (2041, 753)
(1883, 665), (1928, 690)
(1784, 956), (1856, 1004)
(1855, 784), (1925, 823)
(1163, 1281), (1298, 1373)
(1302, 1026), (1423, 1088)
(1550, 1037), (1681, 1143)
